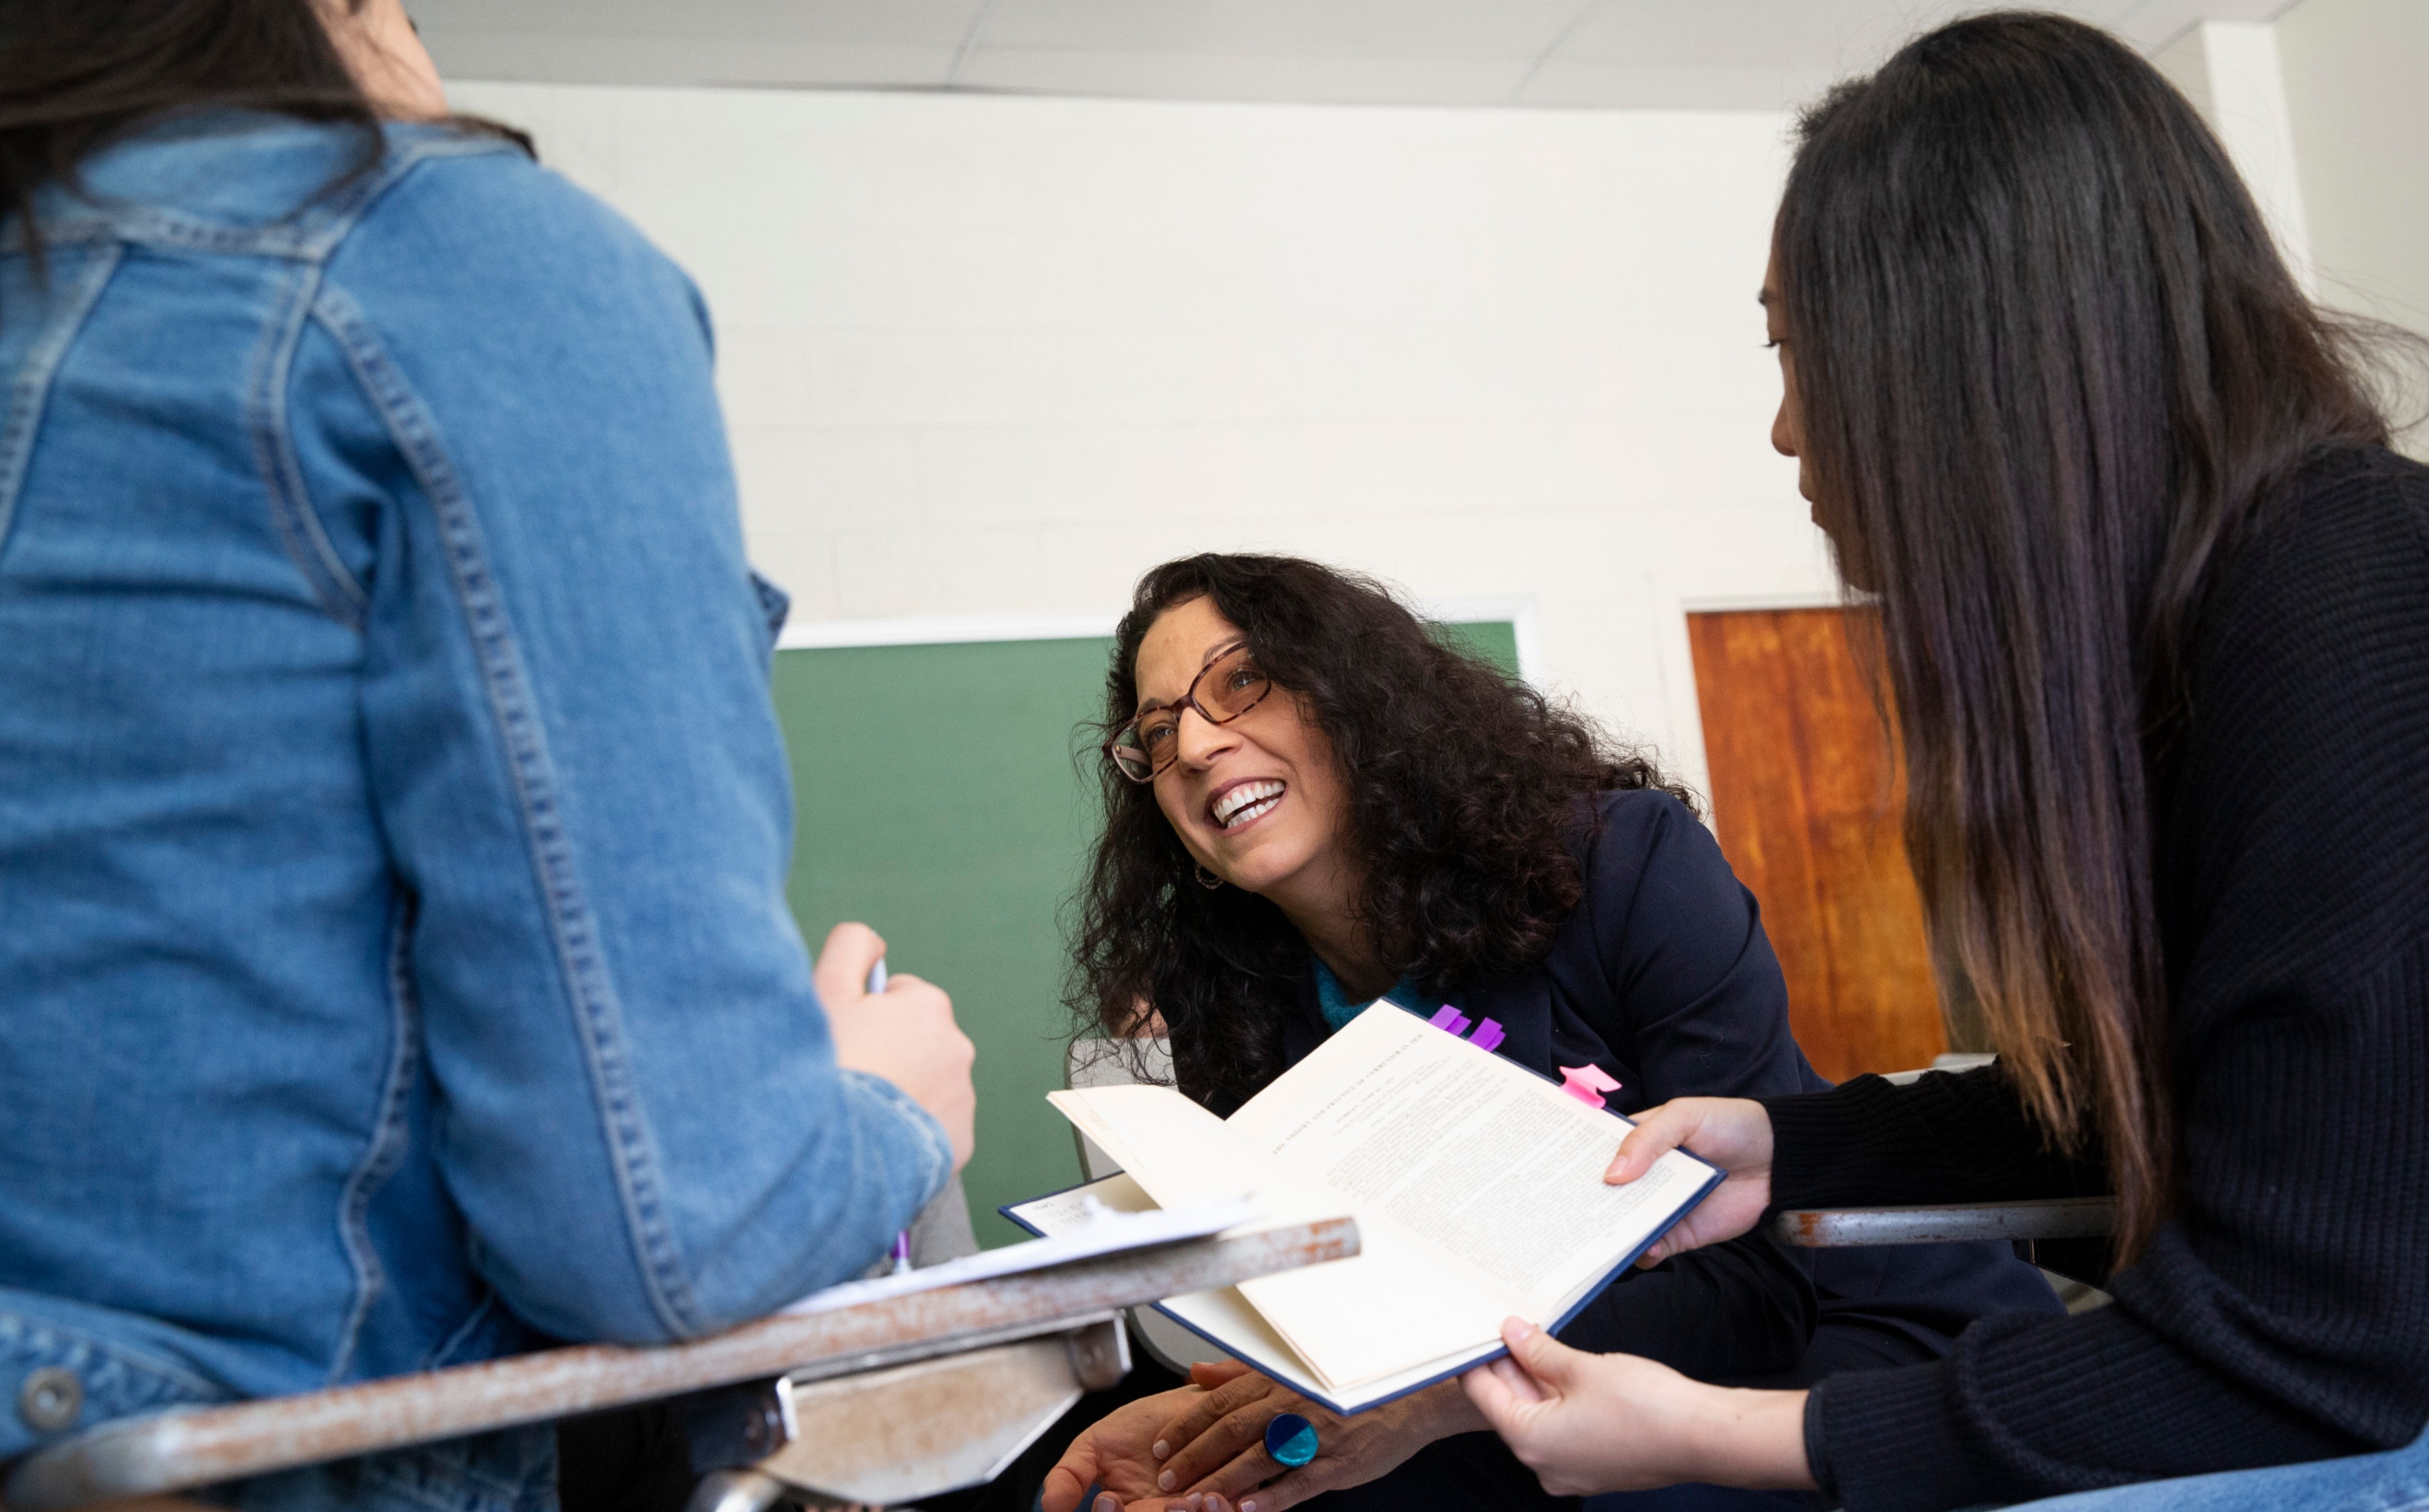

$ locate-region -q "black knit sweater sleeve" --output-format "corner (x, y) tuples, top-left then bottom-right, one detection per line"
(1757, 451), (2429, 1511)
(1764, 1065), (2104, 1210)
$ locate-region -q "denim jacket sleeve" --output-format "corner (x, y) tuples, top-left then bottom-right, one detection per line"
(291, 146), (951, 1344)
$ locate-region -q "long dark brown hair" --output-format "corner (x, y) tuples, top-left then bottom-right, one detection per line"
(1777, 12), (2398, 1259)
(1071, 553), (1691, 1115)
(0, 0), (528, 274)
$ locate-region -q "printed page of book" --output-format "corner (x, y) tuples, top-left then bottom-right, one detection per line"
(1228, 1004), (1716, 1320)
(1046, 1084), (1508, 1388)
(1007, 1174), (1506, 1415)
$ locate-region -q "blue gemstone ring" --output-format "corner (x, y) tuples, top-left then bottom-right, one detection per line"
(1264, 1413), (1319, 1468)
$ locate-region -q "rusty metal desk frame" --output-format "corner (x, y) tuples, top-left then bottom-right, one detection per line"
(1773, 1196), (2117, 1249)
(1, 1220), (1356, 1512)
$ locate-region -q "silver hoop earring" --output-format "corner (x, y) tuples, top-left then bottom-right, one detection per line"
(1194, 862), (1225, 891)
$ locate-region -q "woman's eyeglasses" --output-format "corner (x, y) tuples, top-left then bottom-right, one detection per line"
(1104, 642), (1273, 783)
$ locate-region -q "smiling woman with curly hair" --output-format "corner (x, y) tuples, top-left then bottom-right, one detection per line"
(1047, 553), (2059, 1512)
(1073, 551), (1688, 1116)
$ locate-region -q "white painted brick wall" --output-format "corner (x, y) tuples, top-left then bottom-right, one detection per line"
(448, 81), (1839, 798)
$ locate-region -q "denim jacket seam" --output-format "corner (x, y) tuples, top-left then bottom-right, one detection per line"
(351, 1440), (555, 1512)
(239, 136), (526, 630)
(235, 141), (484, 632)
(422, 1291), (503, 1373)
(0, 242), (123, 560)
(287, 132), (512, 263)
(1, 208), (318, 260)
(251, 258), (370, 627)
(0, 130), (510, 261)
(326, 892), (428, 1386)
(308, 279), (706, 1340)
(0, 215), (110, 255)
(0, 1309), (230, 1407)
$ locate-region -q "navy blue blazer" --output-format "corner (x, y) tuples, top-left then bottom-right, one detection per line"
(1276, 788), (2061, 1385)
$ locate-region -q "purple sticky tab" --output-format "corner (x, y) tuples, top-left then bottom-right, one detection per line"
(1428, 1005), (1473, 1036)
(1467, 1018), (1506, 1054)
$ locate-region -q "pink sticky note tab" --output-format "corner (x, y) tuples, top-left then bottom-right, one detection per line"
(1558, 1063), (1622, 1108)
(1428, 1005), (1472, 1036)
(1467, 1018), (1506, 1054)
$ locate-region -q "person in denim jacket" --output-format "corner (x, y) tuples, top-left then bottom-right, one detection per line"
(0, 3), (976, 1507)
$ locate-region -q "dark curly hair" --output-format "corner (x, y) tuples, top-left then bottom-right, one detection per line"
(1070, 553), (1694, 1114)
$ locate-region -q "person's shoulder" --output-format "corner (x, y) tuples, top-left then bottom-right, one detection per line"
(2277, 443), (2429, 544)
(1577, 785), (1725, 900)
(324, 126), (710, 377)
(363, 126), (667, 268)
(2166, 453), (2429, 999)
(1585, 784), (1703, 845)
(1558, 784), (1772, 1017)
(2226, 446), (2429, 609)
(58, 112), (399, 234)
(336, 125), (697, 320)
(2179, 446), (2429, 850)
(2199, 445), (2429, 684)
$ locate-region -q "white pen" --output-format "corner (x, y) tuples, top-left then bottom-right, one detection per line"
(869, 955), (914, 1276)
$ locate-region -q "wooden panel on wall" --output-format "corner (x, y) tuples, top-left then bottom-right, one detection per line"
(1688, 608), (1945, 1082)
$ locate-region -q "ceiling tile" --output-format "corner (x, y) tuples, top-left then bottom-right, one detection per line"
(1555, 0), (1911, 69)
(2111, 0), (2306, 49)
(1515, 58), (1836, 112)
(409, 0), (984, 46)
(417, 0), (2322, 106)
(954, 47), (1535, 105)
(1546, 0), (2146, 74)
(969, 0), (1584, 59)
(423, 31), (959, 89)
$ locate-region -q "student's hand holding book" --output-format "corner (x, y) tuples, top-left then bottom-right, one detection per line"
(1461, 1320), (1813, 1495)
(1603, 1097), (1775, 1266)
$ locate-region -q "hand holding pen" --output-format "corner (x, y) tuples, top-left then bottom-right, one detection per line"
(812, 922), (979, 1177)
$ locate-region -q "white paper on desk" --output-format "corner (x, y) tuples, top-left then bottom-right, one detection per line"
(779, 1192), (1258, 1316)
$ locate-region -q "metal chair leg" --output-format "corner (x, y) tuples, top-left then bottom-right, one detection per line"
(684, 1468), (791, 1512)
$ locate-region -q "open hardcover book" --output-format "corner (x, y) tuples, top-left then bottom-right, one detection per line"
(1004, 1002), (1721, 1414)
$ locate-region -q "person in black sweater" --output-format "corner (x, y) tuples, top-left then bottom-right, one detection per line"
(1462, 13), (2429, 1512)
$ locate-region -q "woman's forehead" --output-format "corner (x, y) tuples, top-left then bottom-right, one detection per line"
(1135, 598), (1242, 698)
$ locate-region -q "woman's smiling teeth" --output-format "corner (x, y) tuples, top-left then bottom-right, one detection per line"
(1212, 780), (1286, 830)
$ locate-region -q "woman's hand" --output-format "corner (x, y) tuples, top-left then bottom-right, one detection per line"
(1607, 1097), (1775, 1266)
(1462, 1320), (1812, 1496)
(812, 922), (978, 1170)
(1139, 1365), (1483, 1512)
(1043, 1367), (1256, 1512)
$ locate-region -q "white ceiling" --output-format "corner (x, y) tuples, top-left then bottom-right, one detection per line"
(412, 0), (2301, 112)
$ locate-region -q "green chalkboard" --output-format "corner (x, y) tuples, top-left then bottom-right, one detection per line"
(772, 621), (1520, 1246)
